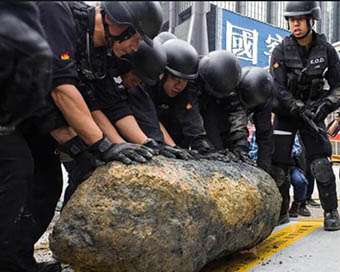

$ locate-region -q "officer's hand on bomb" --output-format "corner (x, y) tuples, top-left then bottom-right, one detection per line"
(89, 135), (154, 165)
(190, 137), (215, 154)
(200, 151), (231, 162)
(232, 146), (257, 166)
(172, 146), (197, 160)
(219, 148), (240, 162)
(143, 138), (195, 160)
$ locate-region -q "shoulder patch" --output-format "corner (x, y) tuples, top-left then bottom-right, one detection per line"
(60, 51), (70, 60)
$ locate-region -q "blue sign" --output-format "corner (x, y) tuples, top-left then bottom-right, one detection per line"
(218, 8), (290, 67)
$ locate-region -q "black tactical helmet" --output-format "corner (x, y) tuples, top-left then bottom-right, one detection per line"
(154, 31), (177, 44)
(284, 1), (321, 20)
(198, 50), (241, 98)
(101, 1), (164, 46)
(238, 66), (273, 110)
(125, 38), (167, 84)
(162, 39), (199, 80)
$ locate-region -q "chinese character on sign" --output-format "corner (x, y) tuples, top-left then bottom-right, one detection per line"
(264, 34), (283, 66)
(226, 21), (258, 65)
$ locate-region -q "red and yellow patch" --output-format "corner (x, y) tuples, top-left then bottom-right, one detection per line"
(60, 52), (70, 60)
(186, 102), (192, 110)
(273, 61), (279, 68)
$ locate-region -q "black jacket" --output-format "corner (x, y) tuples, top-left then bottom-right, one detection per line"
(0, 2), (52, 130)
(147, 80), (207, 148)
(270, 31), (340, 115)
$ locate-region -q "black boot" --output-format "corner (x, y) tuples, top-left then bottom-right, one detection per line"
(277, 213), (290, 225)
(299, 202), (311, 217)
(37, 261), (62, 272)
(306, 198), (320, 207)
(324, 210), (340, 231)
(289, 201), (300, 217)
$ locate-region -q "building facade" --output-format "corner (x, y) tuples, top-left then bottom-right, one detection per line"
(160, 2), (340, 44)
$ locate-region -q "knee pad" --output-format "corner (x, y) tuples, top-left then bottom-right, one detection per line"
(310, 158), (334, 185)
(270, 165), (287, 187)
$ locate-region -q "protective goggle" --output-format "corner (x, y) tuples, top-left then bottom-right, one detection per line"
(115, 27), (137, 43)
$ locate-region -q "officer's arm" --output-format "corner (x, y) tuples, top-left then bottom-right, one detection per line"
(159, 122), (176, 147)
(115, 115), (149, 144)
(51, 84), (103, 145)
(227, 97), (249, 149)
(324, 46), (340, 111)
(269, 46), (298, 111)
(91, 110), (125, 144)
(253, 102), (274, 173)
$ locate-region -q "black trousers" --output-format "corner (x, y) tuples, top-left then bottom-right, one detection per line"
(0, 130), (33, 271)
(0, 126), (63, 272)
(273, 115), (338, 212)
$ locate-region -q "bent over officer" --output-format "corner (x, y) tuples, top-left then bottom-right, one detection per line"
(0, 2), (55, 271)
(12, 2), (163, 271)
(237, 66), (274, 173)
(38, 1), (163, 164)
(198, 50), (254, 164)
(270, 1), (340, 230)
(146, 36), (217, 156)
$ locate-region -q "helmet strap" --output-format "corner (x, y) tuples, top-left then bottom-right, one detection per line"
(101, 9), (114, 57)
(295, 17), (312, 40)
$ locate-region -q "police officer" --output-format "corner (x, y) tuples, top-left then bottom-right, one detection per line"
(37, 1), (163, 163)
(119, 39), (198, 160)
(198, 50), (255, 164)
(62, 37), (194, 208)
(145, 36), (217, 156)
(0, 2), (56, 271)
(270, 1), (340, 230)
(237, 66), (275, 173)
(12, 2), (163, 270)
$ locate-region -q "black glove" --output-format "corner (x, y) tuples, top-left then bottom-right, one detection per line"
(89, 135), (154, 165)
(171, 146), (196, 160)
(290, 99), (305, 118)
(143, 138), (195, 160)
(313, 100), (332, 123)
(232, 146), (256, 166)
(200, 151), (231, 162)
(218, 148), (240, 162)
(190, 137), (215, 154)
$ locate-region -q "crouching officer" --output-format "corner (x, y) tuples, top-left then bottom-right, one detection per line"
(0, 2), (57, 271)
(198, 50), (254, 164)
(270, 1), (340, 230)
(144, 35), (219, 159)
(237, 66), (275, 173)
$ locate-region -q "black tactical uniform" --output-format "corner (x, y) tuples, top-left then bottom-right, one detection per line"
(148, 80), (208, 149)
(127, 83), (165, 143)
(271, 30), (340, 229)
(237, 66), (275, 173)
(41, 2), (163, 207)
(198, 82), (249, 152)
(0, 2), (55, 271)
